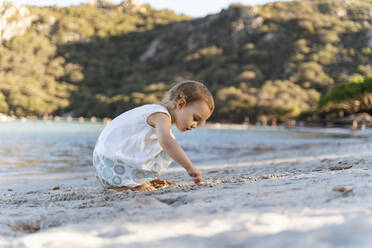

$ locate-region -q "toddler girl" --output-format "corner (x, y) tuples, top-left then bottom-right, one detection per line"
(93, 80), (214, 191)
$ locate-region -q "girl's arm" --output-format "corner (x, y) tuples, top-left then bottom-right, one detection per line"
(147, 112), (202, 184)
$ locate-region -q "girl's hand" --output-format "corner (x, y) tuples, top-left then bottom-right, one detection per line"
(148, 113), (204, 185)
(188, 167), (202, 184)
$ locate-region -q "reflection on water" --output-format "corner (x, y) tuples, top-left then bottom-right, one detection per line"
(0, 121), (369, 178)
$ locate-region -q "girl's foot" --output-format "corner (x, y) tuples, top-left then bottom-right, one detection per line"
(118, 182), (155, 191)
(117, 179), (175, 191)
(150, 179), (175, 188)
(133, 182), (156, 191)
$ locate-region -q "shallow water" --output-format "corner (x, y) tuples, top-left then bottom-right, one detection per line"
(176, 125), (371, 165)
(0, 120), (370, 186)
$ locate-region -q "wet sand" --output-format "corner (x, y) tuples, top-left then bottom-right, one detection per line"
(1, 140), (372, 247)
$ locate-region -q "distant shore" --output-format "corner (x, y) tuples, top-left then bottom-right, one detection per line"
(0, 113), (112, 125)
(1, 113), (372, 131)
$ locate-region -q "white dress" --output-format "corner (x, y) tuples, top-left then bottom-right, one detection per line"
(93, 104), (174, 187)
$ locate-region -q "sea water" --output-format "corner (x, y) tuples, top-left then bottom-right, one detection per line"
(0, 120), (370, 187)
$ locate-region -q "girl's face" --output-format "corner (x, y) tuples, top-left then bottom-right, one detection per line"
(173, 99), (212, 132)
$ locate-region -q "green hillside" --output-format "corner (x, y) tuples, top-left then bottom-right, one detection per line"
(0, 0), (371, 122)
(317, 76), (372, 119)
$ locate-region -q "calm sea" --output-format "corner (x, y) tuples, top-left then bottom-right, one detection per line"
(0, 121), (369, 187)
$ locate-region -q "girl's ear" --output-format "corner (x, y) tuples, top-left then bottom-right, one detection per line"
(176, 98), (187, 109)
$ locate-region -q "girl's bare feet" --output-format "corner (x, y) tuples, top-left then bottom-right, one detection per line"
(133, 182), (156, 191)
(150, 179), (175, 189)
(118, 182), (155, 191)
(116, 179), (175, 191)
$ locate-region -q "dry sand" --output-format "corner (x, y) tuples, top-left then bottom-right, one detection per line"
(1, 140), (372, 248)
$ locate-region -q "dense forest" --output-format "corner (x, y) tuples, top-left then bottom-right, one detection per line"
(0, 0), (371, 123)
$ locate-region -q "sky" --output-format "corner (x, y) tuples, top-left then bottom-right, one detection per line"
(2, 0), (292, 17)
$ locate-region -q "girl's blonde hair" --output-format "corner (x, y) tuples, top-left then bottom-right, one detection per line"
(162, 80), (214, 112)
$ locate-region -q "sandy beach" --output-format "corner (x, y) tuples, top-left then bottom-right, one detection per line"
(1, 0), (372, 246)
(1, 129), (372, 248)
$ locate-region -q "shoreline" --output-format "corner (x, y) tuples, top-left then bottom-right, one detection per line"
(1, 116), (372, 132)
(0, 114), (112, 125)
